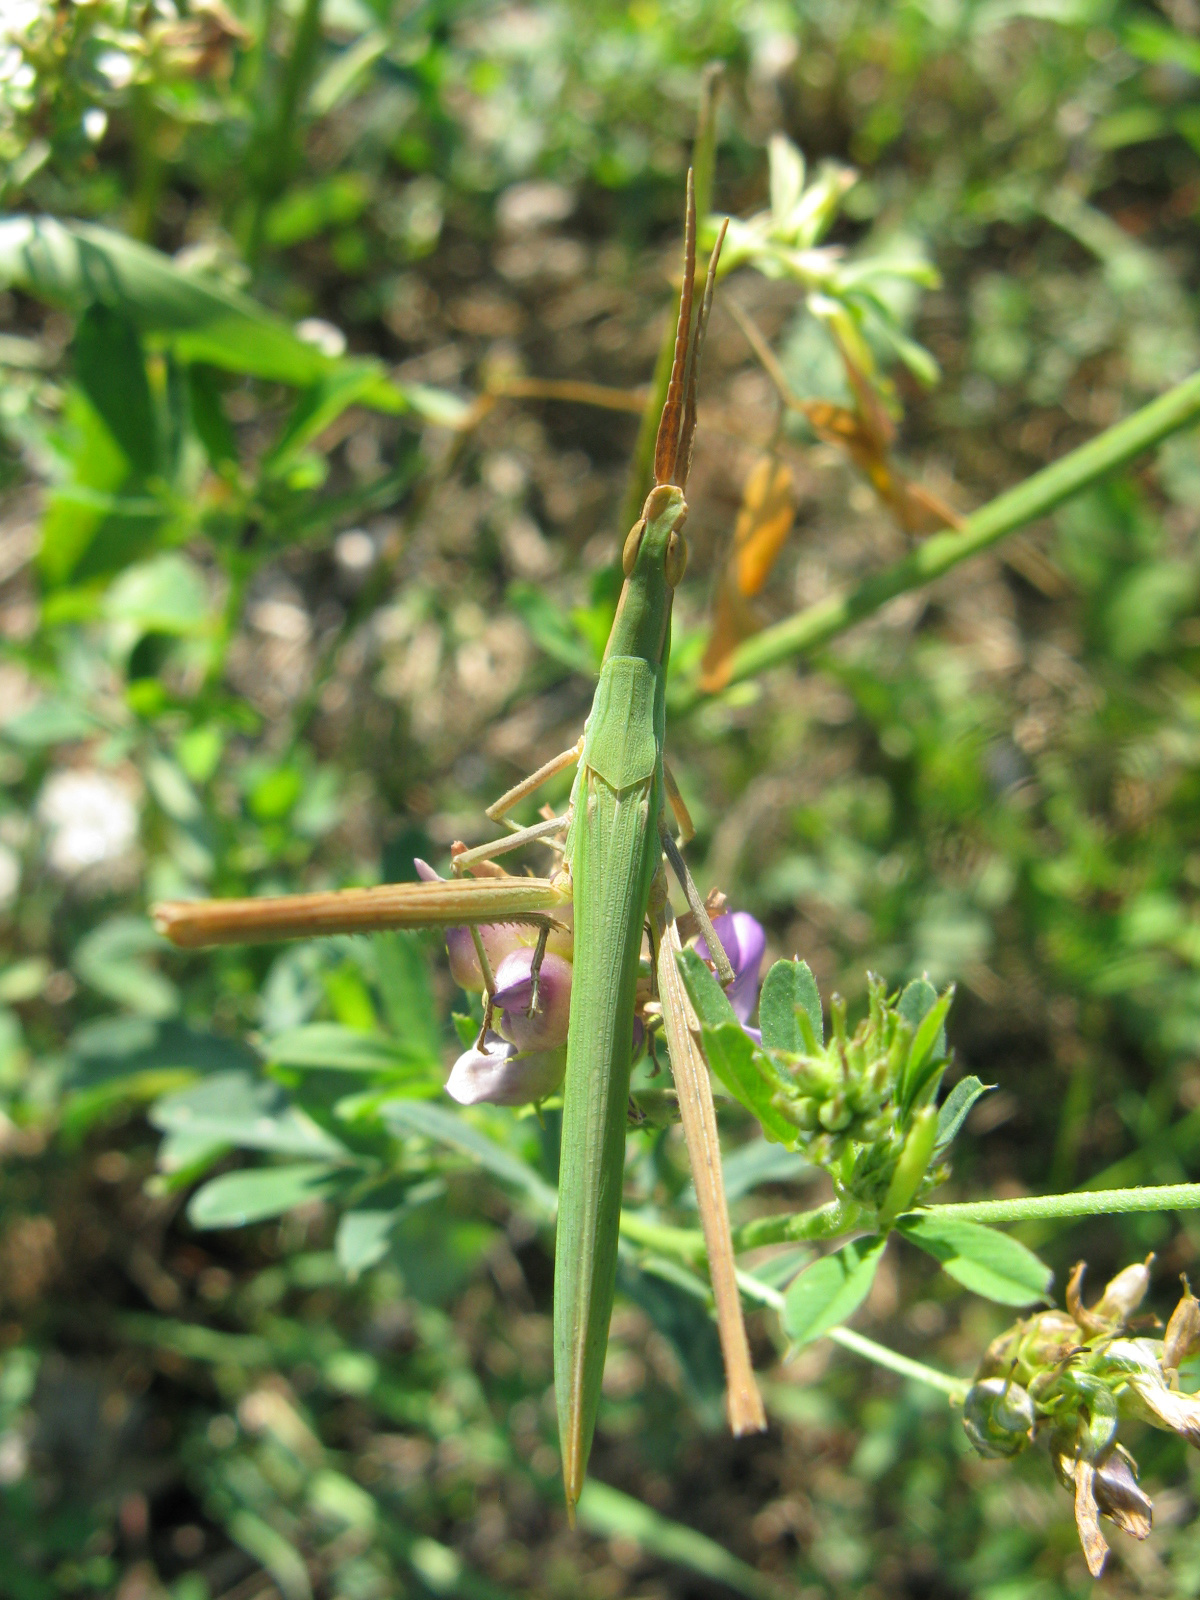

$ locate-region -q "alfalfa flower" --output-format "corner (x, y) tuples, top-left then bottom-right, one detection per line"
(696, 911), (767, 1036)
(445, 1033), (565, 1107)
(414, 857), (572, 991)
(493, 946), (572, 1050)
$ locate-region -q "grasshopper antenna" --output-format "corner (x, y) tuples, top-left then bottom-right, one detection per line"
(651, 168), (728, 492)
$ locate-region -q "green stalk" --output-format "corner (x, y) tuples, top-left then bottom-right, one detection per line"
(736, 1271), (967, 1398)
(618, 1210), (707, 1264)
(731, 1197), (862, 1252)
(678, 367), (1200, 703)
(910, 1182), (1200, 1225)
(828, 1327), (968, 1400)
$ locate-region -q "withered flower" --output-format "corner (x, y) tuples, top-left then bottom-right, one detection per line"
(1163, 1275), (1200, 1373)
(963, 1259), (1200, 1577)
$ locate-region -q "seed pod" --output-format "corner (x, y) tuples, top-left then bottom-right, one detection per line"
(961, 1377), (1036, 1458)
(1093, 1254), (1154, 1324)
(1073, 1459), (1108, 1578)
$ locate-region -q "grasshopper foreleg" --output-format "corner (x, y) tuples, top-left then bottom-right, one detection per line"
(452, 810), (571, 871)
(486, 738), (584, 824)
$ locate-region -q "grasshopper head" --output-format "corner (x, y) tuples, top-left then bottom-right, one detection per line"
(622, 482), (688, 587)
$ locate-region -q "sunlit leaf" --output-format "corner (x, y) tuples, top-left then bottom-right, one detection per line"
(188, 1161), (342, 1229)
(900, 1214), (1053, 1305)
(783, 1236), (887, 1346)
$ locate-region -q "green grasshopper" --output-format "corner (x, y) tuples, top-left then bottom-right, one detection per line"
(155, 174), (765, 1517)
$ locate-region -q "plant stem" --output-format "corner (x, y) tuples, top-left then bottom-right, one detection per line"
(735, 1270), (967, 1398)
(618, 1210), (706, 1265)
(731, 1197), (861, 1252)
(678, 367), (1200, 703)
(828, 1327), (968, 1399)
(913, 1182), (1200, 1225)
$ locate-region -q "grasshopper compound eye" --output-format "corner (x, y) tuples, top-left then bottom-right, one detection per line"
(622, 516), (646, 576)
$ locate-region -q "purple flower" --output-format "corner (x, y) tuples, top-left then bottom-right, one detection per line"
(493, 947), (572, 1051)
(414, 858), (529, 992)
(445, 1032), (566, 1107)
(697, 911), (766, 1037)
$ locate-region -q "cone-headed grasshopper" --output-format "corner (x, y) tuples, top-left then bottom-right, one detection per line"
(156, 172), (765, 1518)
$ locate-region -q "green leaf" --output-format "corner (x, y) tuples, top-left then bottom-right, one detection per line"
(677, 950), (798, 1145)
(782, 1236), (887, 1347)
(676, 947), (739, 1029)
(72, 303), (157, 475)
(900, 980), (953, 1106)
(381, 1099), (557, 1219)
(0, 958), (50, 1003)
(697, 1021), (797, 1146)
(576, 1481), (781, 1600)
(264, 173), (371, 248)
(226, 1508), (312, 1600)
(1, 699), (101, 746)
(507, 581), (596, 676)
(759, 958), (823, 1053)
(900, 1213), (1053, 1306)
(263, 363), (406, 478)
(934, 1075), (993, 1154)
(263, 1022), (429, 1074)
(767, 134), (806, 230)
(0, 216), (411, 416)
(188, 1162), (340, 1230)
(677, 950), (795, 1133)
(374, 932), (441, 1063)
(188, 365), (237, 468)
(151, 1070), (351, 1159)
(1125, 18), (1200, 76)
(898, 977), (939, 1040)
(73, 916), (178, 1019)
(155, 1129), (229, 1179)
(335, 1208), (401, 1278)
(0, 216), (330, 384)
(144, 754), (202, 823)
(105, 553), (210, 638)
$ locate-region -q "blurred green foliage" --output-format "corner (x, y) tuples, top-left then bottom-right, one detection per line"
(5, 0), (1200, 1596)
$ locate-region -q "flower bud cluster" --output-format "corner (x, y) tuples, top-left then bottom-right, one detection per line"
(962, 1257), (1200, 1576)
(766, 973), (952, 1211)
